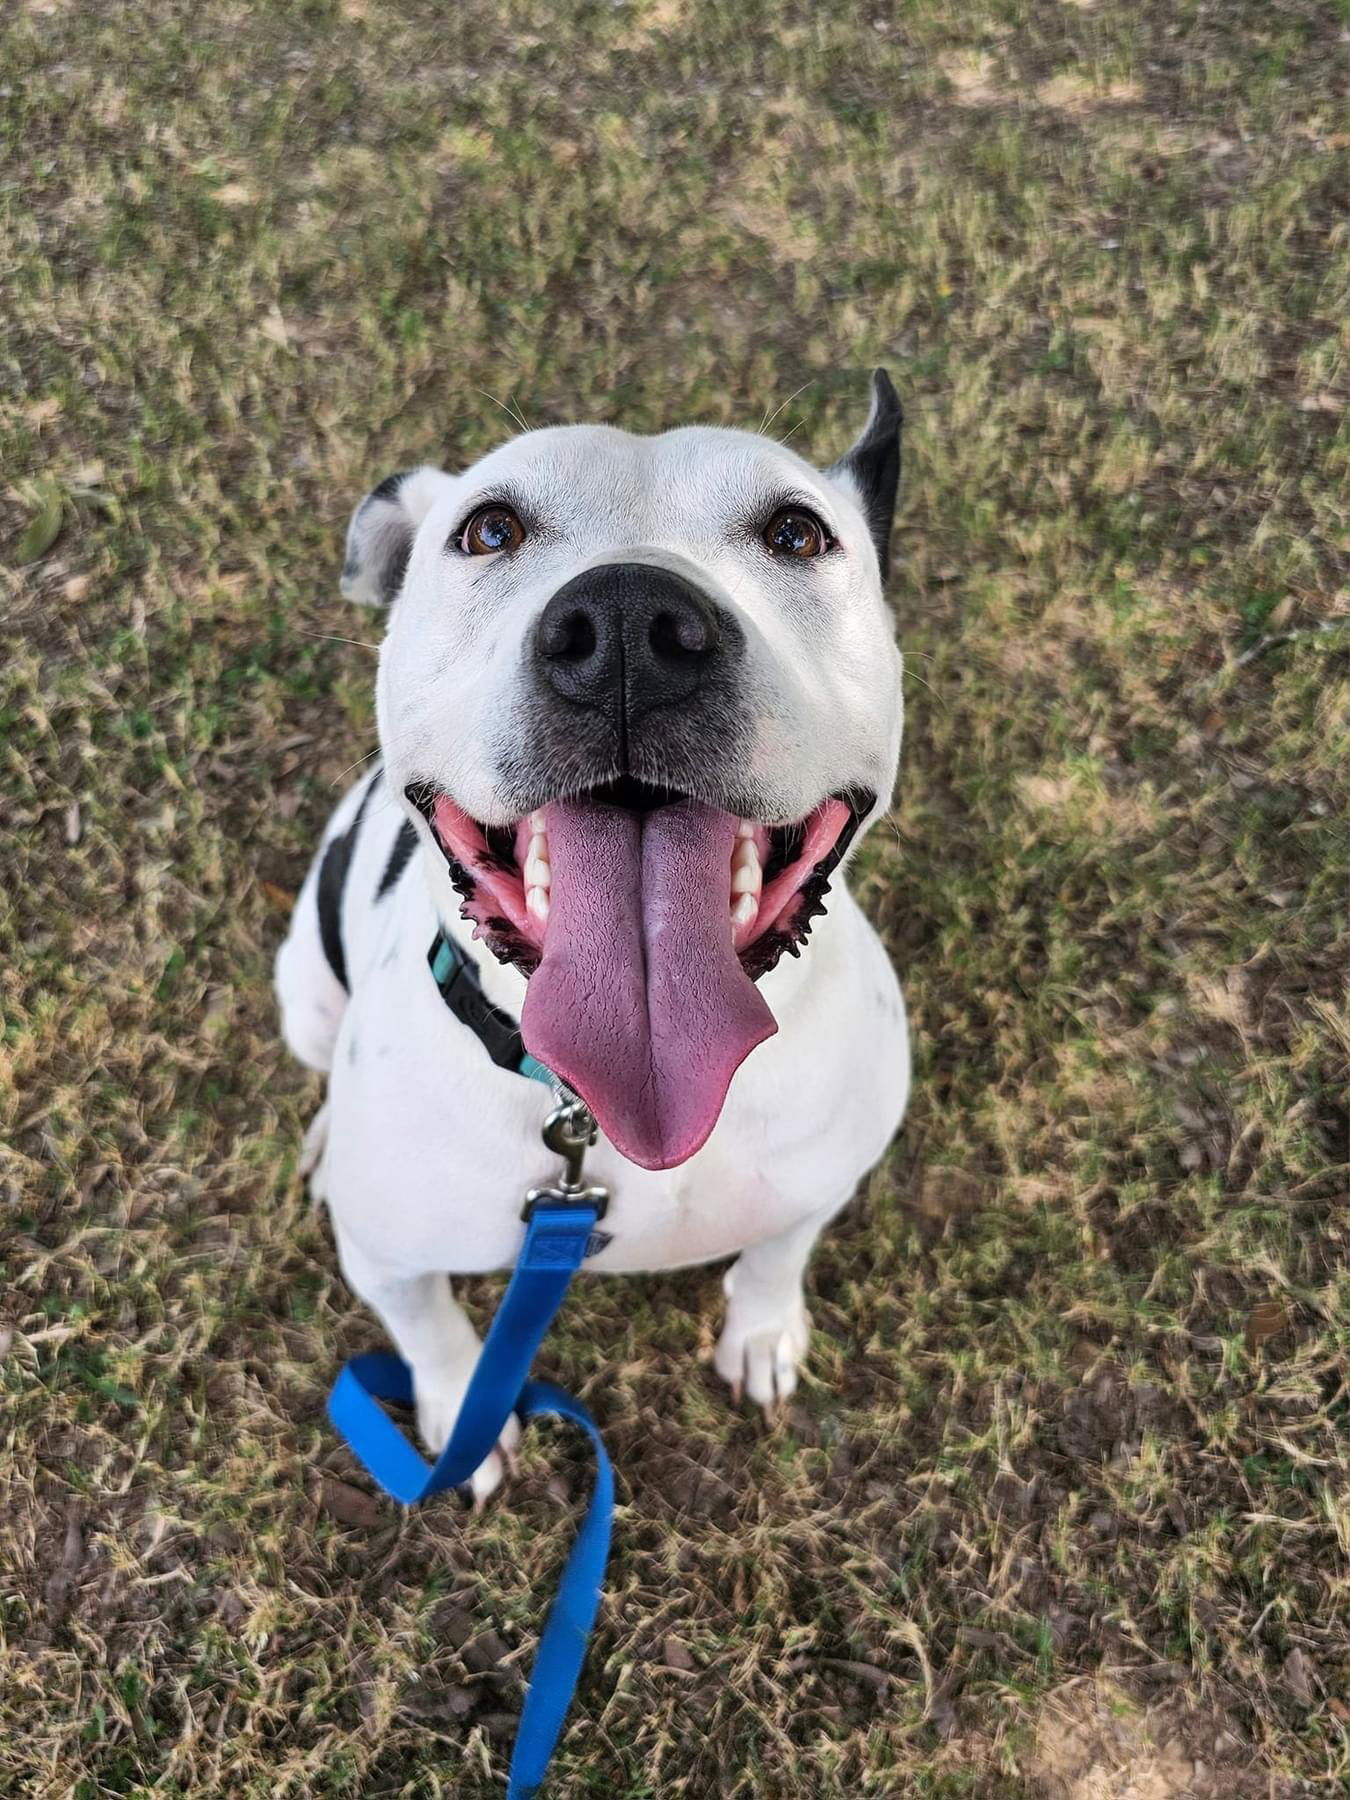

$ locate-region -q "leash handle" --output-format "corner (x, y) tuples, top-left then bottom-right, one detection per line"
(325, 1197), (612, 1796)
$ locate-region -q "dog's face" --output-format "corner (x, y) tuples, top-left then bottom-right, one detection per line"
(344, 373), (904, 1169)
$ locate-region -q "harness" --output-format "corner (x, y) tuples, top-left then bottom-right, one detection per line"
(326, 925), (614, 1798)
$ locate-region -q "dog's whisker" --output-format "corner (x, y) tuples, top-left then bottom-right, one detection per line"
(297, 629), (384, 652)
(901, 665), (942, 702)
(329, 745), (383, 786)
(758, 379), (816, 439)
(475, 387), (533, 434)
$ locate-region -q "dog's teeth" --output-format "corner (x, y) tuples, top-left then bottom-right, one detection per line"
(735, 819), (756, 840)
(524, 851), (551, 891)
(731, 851), (760, 896)
(729, 835), (761, 899)
(525, 884), (550, 924)
(731, 892), (759, 932)
(529, 810), (547, 833)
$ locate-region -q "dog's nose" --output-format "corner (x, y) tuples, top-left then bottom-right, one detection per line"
(534, 563), (731, 720)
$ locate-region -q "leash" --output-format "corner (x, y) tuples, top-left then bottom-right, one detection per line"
(326, 929), (615, 1798)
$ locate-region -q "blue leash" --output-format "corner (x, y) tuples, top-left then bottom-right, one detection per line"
(327, 986), (615, 1797)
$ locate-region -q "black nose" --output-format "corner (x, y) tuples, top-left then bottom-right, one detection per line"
(534, 563), (733, 721)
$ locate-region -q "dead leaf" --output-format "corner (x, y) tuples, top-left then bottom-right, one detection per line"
(217, 182), (254, 207)
(1245, 1300), (1289, 1355)
(1282, 1647), (1317, 1707)
(259, 305), (292, 349)
(261, 880), (296, 913)
(661, 1635), (695, 1671)
(14, 485), (64, 564)
(43, 1503), (85, 1628)
(319, 1475), (384, 1529)
(916, 1166), (986, 1219)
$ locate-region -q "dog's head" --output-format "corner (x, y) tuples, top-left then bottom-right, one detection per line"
(343, 372), (904, 1169)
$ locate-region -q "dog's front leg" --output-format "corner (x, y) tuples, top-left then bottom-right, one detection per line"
(713, 1201), (841, 1415)
(334, 1227), (521, 1507)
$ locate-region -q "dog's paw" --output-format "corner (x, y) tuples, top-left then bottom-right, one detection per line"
(714, 1291), (812, 1415)
(415, 1373), (524, 1510)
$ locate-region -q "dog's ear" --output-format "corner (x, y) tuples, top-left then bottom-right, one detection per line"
(340, 466), (456, 607)
(827, 369), (903, 580)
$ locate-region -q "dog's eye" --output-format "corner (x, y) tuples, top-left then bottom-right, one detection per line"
(461, 505), (527, 556)
(763, 508), (830, 558)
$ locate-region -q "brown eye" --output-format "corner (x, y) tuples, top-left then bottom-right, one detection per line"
(764, 508), (829, 558)
(461, 505), (526, 555)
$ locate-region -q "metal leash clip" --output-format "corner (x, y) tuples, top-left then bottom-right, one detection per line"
(521, 1086), (610, 1222)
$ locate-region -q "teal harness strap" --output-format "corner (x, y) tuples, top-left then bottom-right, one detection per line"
(325, 927), (613, 1795)
(427, 926), (554, 1085)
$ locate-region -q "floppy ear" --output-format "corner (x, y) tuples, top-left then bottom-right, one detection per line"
(339, 465), (456, 607)
(827, 369), (903, 580)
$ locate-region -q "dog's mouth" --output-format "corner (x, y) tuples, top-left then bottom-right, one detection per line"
(409, 777), (870, 1169)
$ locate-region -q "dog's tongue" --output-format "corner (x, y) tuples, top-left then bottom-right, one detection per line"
(520, 799), (776, 1169)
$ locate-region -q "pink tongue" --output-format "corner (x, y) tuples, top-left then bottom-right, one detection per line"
(520, 799), (777, 1169)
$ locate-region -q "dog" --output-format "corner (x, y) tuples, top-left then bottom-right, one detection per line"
(275, 371), (911, 1502)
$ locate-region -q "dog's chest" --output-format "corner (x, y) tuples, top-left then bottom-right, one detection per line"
(326, 1019), (816, 1276)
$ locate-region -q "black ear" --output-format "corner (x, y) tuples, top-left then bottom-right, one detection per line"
(828, 369), (903, 579)
(339, 465), (455, 607)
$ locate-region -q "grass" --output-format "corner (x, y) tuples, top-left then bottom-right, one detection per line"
(1, 0), (1347, 1793)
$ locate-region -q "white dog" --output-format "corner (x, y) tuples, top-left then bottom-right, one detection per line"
(276, 373), (911, 1502)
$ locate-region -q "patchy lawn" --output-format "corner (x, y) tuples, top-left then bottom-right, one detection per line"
(2, 1), (1347, 1794)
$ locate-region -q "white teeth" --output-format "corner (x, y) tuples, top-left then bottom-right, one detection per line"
(731, 892), (759, 932)
(731, 841), (760, 896)
(730, 832), (763, 935)
(524, 831), (551, 892)
(729, 833), (762, 916)
(523, 821), (551, 925)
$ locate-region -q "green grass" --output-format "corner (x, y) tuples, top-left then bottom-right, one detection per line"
(2, 0), (1347, 1794)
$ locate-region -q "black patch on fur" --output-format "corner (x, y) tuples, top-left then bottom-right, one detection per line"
(317, 768), (381, 992)
(370, 470), (411, 504)
(379, 537), (412, 607)
(376, 819), (419, 899)
(831, 369), (902, 580)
